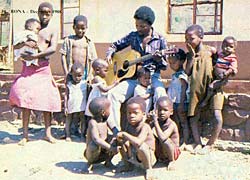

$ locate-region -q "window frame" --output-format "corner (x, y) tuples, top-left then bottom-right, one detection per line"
(167, 0), (223, 35)
(60, 0), (80, 39)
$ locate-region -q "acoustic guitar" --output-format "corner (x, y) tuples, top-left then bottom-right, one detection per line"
(105, 46), (178, 85)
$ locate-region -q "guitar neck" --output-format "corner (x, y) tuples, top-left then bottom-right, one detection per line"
(128, 54), (153, 66)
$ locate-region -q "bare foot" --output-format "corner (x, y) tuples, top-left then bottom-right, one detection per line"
(184, 143), (196, 153)
(145, 169), (157, 180)
(180, 143), (187, 151)
(196, 145), (212, 155)
(82, 163), (93, 174)
(167, 161), (176, 171)
(65, 137), (72, 142)
(44, 136), (56, 144)
(18, 138), (28, 146)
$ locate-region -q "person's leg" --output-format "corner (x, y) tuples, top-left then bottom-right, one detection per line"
(207, 109), (223, 146)
(43, 111), (56, 143)
(161, 139), (178, 170)
(79, 112), (87, 140)
(178, 110), (190, 146)
(65, 114), (72, 141)
(107, 79), (137, 131)
(190, 113), (202, 152)
(18, 108), (31, 146)
(151, 73), (167, 109)
(84, 140), (101, 173)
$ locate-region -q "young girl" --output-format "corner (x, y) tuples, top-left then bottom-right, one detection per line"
(9, 2), (61, 145)
(85, 58), (119, 117)
(64, 62), (87, 141)
(133, 67), (153, 114)
(167, 48), (190, 148)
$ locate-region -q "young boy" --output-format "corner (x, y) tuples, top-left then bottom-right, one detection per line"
(84, 97), (120, 172)
(167, 49), (190, 148)
(116, 96), (156, 180)
(185, 24), (222, 154)
(13, 18), (41, 66)
(200, 36), (238, 107)
(60, 15), (97, 81)
(152, 96), (180, 170)
(133, 67), (153, 114)
(64, 62), (87, 141)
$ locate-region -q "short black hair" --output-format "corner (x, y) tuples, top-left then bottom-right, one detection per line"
(134, 6), (155, 25)
(127, 96), (146, 112)
(24, 18), (40, 30)
(156, 96), (173, 110)
(185, 24), (204, 39)
(89, 97), (110, 119)
(137, 67), (150, 78)
(223, 36), (237, 47)
(172, 48), (186, 62)
(38, 2), (53, 12)
(73, 15), (88, 26)
(71, 61), (84, 73)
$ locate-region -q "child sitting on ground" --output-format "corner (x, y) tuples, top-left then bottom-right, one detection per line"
(116, 96), (156, 180)
(84, 97), (120, 172)
(85, 58), (119, 118)
(64, 62), (87, 141)
(152, 96), (180, 170)
(134, 67), (153, 114)
(13, 18), (41, 66)
(200, 36), (238, 107)
(167, 48), (190, 148)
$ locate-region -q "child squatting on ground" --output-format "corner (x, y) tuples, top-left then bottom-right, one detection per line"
(64, 62), (87, 141)
(84, 97), (120, 173)
(116, 96), (156, 180)
(167, 48), (190, 149)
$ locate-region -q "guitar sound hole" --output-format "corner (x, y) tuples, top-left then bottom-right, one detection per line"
(123, 60), (129, 70)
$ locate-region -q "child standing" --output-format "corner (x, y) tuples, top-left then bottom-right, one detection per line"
(200, 36), (238, 107)
(167, 48), (190, 148)
(13, 18), (41, 66)
(185, 24), (222, 154)
(116, 97), (156, 180)
(84, 97), (120, 172)
(133, 67), (153, 114)
(85, 59), (119, 117)
(9, 2), (61, 145)
(60, 15), (97, 81)
(64, 62), (87, 141)
(153, 96), (180, 170)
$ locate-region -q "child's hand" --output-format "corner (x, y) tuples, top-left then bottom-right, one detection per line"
(113, 80), (119, 86)
(186, 43), (195, 57)
(116, 132), (124, 142)
(106, 55), (113, 64)
(64, 108), (68, 116)
(218, 72), (225, 79)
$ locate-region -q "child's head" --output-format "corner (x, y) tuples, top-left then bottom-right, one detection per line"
(156, 96), (173, 121)
(126, 97), (146, 126)
(70, 62), (84, 84)
(137, 67), (151, 87)
(185, 24), (204, 49)
(168, 48), (186, 72)
(73, 15), (88, 38)
(25, 18), (41, 34)
(89, 97), (111, 122)
(92, 58), (109, 78)
(221, 36), (237, 56)
(38, 2), (53, 26)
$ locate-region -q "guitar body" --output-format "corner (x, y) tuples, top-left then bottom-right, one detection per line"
(105, 50), (141, 85)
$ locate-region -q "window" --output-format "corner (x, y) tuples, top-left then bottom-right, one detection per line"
(61, 0), (80, 38)
(168, 0), (223, 34)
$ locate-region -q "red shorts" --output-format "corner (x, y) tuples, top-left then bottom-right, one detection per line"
(174, 146), (181, 160)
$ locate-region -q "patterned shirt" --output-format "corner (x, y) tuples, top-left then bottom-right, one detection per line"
(106, 28), (168, 73)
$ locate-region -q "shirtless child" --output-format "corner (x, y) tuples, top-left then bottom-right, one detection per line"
(60, 15), (97, 80)
(116, 97), (156, 180)
(84, 97), (120, 173)
(152, 96), (180, 170)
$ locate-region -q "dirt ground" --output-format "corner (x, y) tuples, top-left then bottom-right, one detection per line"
(1, 120), (250, 180)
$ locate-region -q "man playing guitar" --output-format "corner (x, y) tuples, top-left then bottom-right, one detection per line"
(105, 6), (168, 133)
